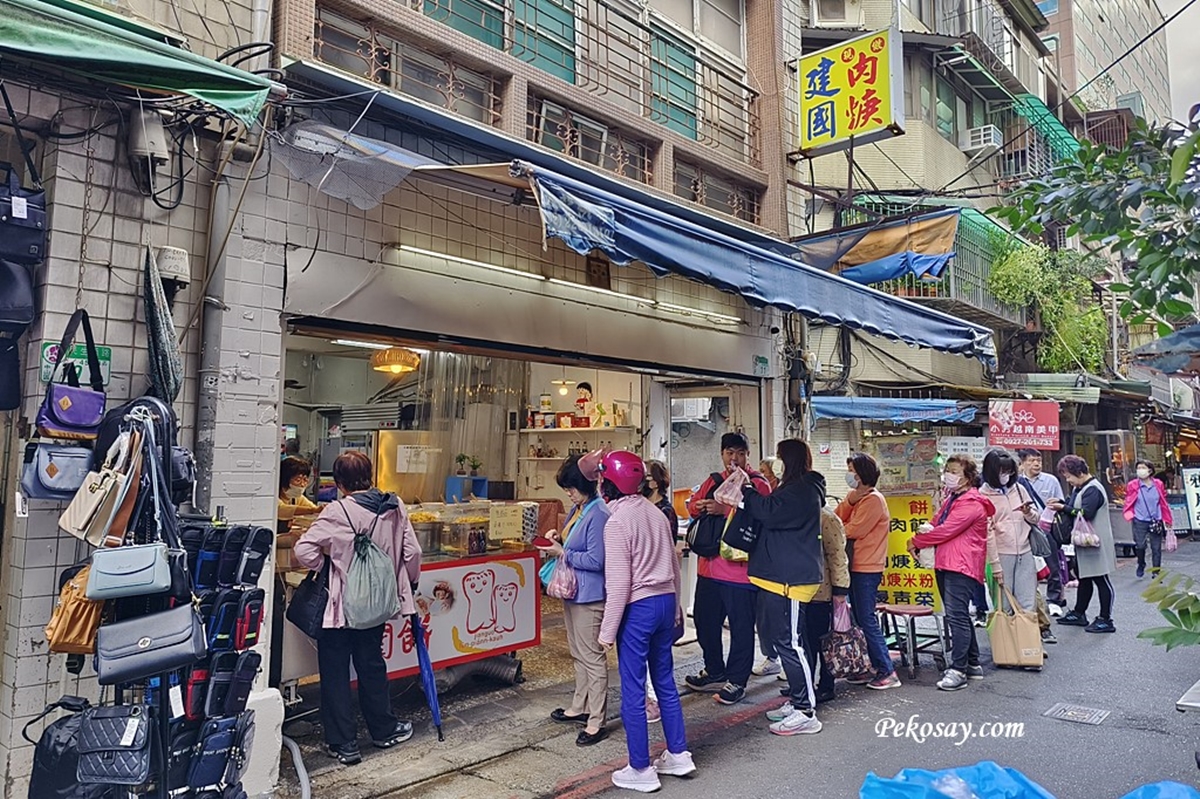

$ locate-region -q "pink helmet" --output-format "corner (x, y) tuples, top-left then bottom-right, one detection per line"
(599, 450), (646, 496)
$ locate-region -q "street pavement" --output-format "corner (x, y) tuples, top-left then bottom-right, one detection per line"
(283, 541), (1200, 798)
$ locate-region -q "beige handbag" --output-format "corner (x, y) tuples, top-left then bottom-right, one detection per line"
(987, 587), (1044, 668)
(58, 431), (140, 547)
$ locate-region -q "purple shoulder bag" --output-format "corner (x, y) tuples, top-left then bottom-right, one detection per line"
(36, 309), (106, 440)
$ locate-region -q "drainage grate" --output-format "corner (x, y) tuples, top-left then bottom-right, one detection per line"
(1043, 703), (1110, 725)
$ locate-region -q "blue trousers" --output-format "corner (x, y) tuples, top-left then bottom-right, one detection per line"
(616, 593), (688, 769)
(849, 571), (895, 678)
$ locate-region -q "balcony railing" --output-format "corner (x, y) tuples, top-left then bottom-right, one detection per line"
(416, 0), (761, 165)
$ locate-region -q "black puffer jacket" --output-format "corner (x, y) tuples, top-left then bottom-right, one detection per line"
(742, 471), (827, 590)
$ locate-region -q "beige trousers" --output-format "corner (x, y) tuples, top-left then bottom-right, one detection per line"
(563, 601), (608, 727)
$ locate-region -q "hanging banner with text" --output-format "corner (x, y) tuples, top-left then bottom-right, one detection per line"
(987, 399), (1061, 450)
(879, 494), (942, 612)
(798, 27), (905, 156)
(1182, 468), (1200, 530)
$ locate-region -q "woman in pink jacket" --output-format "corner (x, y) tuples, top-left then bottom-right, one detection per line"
(1123, 459), (1174, 578)
(909, 455), (996, 693)
(294, 451), (423, 765)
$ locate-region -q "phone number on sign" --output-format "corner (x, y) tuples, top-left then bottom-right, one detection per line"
(876, 715), (1025, 746)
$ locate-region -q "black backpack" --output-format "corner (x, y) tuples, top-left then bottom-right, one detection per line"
(24, 696), (111, 799)
(685, 472), (728, 558)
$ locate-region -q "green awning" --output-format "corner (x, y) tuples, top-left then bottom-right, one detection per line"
(1012, 93), (1080, 163)
(0, 0), (272, 124)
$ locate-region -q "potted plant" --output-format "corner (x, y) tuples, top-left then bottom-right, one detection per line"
(455, 453), (468, 476)
(468, 456), (483, 477)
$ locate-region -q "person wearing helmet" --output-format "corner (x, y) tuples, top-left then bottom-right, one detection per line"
(593, 451), (695, 793)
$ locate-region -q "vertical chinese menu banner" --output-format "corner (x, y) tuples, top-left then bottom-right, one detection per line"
(798, 28), (906, 156)
(878, 495), (942, 612)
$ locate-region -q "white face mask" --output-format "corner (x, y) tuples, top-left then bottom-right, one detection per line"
(943, 472), (962, 491)
(845, 472), (860, 489)
(1137, 467), (1151, 480)
(999, 472), (1013, 486)
(286, 486), (305, 499)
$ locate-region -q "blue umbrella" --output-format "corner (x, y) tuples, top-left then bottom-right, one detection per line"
(411, 614), (444, 741)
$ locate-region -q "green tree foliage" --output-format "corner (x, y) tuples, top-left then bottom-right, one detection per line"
(987, 242), (1109, 373)
(993, 119), (1200, 335)
(1139, 570), (1200, 651)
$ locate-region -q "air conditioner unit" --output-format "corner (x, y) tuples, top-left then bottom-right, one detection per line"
(960, 125), (1003, 156)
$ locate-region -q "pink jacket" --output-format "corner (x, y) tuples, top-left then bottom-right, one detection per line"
(1123, 478), (1173, 526)
(911, 488), (996, 584)
(600, 495), (682, 645)
(688, 468), (771, 584)
(294, 493), (422, 629)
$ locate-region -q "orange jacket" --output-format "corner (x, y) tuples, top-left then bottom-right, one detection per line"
(835, 489), (890, 573)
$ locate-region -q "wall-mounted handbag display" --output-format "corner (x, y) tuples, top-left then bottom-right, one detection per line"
(36, 309), (107, 440)
(0, 83), (48, 264)
(86, 542), (171, 600)
(45, 563), (105, 655)
(94, 601), (207, 686)
(20, 441), (91, 500)
(75, 704), (153, 785)
(223, 651), (262, 717)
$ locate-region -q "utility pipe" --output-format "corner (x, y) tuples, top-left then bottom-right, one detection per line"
(194, 174), (230, 515)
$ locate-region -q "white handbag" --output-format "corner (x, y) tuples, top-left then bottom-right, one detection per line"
(59, 468), (126, 546)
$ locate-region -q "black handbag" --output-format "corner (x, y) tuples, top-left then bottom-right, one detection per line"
(0, 83), (47, 264)
(721, 505), (761, 554)
(23, 695), (111, 799)
(285, 558), (330, 639)
(95, 601), (207, 686)
(75, 704), (153, 786)
(685, 472), (726, 558)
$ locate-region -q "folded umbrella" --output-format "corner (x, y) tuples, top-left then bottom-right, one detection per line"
(411, 614), (443, 741)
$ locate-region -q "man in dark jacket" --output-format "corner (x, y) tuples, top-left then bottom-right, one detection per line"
(738, 439), (827, 737)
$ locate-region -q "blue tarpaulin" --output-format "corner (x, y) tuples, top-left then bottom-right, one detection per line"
(790, 208), (960, 285)
(516, 162), (996, 366)
(811, 396), (977, 425)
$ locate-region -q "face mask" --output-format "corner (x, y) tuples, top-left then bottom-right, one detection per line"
(845, 472), (860, 489)
(286, 486), (305, 499)
(1137, 468), (1151, 479)
(942, 472), (962, 491)
(999, 472), (1013, 486)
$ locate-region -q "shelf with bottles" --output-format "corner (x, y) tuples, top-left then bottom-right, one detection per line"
(519, 426), (635, 434)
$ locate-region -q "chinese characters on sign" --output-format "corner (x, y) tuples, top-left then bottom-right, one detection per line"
(798, 28), (905, 155)
(987, 399), (1061, 450)
(868, 434), (941, 495)
(879, 495), (942, 612)
(1182, 468), (1200, 530)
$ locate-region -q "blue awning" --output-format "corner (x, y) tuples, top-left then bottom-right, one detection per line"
(516, 161), (996, 365)
(810, 396), (978, 424)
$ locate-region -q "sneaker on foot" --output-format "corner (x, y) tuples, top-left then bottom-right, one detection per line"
(1057, 610), (1089, 626)
(973, 612), (988, 628)
(845, 673), (873, 685)
(714, 682), (746, 705)
(612, 765), (662, 793)
(752, 656), (781, 677)
(964, 664), (984, 680)
(1085, 618), (1116, 633)
(937, 669), (968, 691)
(769, 708), (822, 736)
(766, 701), (795, 722)
(684, 669), (726, 692)
(645, 699), (661, 724)
(1137, 564), (1146, 579)
(868, 672), (902, 690)
(1041, 629), (1058, 645)
(327, 742), (363, 765)
(372, 721), (414, 749)
(654, 750), (697, 778)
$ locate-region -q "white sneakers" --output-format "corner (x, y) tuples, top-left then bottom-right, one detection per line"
(765, 703), (823, 736)
(752, 656), (782, 677)
(612, 751), (697, 793)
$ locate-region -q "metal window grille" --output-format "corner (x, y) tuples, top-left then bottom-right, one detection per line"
(526, 95), (654, 182)
(674, 159), (760, 223)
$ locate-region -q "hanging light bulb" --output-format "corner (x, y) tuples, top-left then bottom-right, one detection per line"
(370, 347), (421, 374)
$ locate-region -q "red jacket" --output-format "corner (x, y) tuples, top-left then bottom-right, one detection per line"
(911, 488), (996, 584)
(1123, 478), (1173, 526)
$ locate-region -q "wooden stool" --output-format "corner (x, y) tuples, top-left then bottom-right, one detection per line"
(877, 603), (950, 678)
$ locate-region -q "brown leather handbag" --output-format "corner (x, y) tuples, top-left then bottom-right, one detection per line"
(45, 565), (105, 655)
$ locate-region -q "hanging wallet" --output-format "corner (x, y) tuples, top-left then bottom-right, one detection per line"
(236, 527), (274, 586)
(95, 602), (207, 686)
(187, 715), (239, 789)
(224, 651), (262, 716)
(207, 587), (242, 652)
(194, 527), (226, 591)
(185, 660), (211, 721)
(234, 588), (265, 650)
(216, 526), (251, 587)
(204, 652), (240, 718)
(224, 710), (256, 787)
(75, 704), (153, 785)
(86, 542), (170, 600)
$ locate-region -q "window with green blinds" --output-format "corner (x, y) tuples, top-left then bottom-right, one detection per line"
(513, 0), (577, 82)
(650, 26), (698, 139)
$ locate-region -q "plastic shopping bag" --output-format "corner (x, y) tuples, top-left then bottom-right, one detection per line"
(1166, 529), (1179, 553)
(860, 761), (1056, 799)
(546, 557), (578, 600)
(1071, 515), (1101, 548)
(713, 467), (748, 507)
(1119, 783), (1200, 799)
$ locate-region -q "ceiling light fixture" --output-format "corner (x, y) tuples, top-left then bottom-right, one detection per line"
(332, 338), (392, 350)
(370, 346), (422, 374)
(548, 278), (651, 305)
(655, 301), (743, 325)
(397, 244), (547, 281)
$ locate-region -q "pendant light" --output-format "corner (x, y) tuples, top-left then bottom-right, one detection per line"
(370, 346), (421, 374)
(551, 366), (575, 396)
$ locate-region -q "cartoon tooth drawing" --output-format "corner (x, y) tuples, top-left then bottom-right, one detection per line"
(463, 569), (496, 634)
(493, 583), (518, 633)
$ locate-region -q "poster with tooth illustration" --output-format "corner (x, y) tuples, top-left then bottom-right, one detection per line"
(377, 552), (541, 679)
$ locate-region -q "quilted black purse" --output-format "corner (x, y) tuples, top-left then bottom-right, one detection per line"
(75, 704), (153, 785)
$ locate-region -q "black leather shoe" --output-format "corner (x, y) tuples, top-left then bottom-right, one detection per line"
(576, 727), (609, 747)
(328, 742), (362, 765)
(551, 708), (588, 725)
(373, 721), (414, 749)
